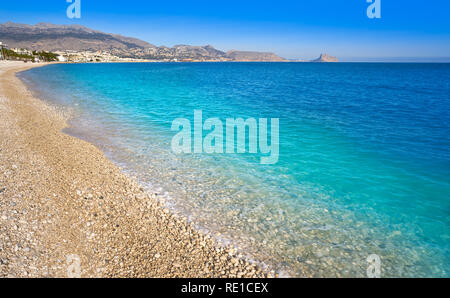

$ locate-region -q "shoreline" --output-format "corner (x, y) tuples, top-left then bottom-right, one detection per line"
(0, 61), (270, 277)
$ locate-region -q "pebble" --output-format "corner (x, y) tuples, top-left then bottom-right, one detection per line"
(0, 62), (268, 278)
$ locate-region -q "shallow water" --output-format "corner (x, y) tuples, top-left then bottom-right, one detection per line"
(21, 62), (450, 277)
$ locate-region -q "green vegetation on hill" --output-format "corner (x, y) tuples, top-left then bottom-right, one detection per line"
(35, 50), (59, 62)
(1, 48), (34, 60)
(1, 48), (59, 62)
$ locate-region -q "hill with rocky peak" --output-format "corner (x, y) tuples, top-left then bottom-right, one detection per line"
(311, 53), (339, 62)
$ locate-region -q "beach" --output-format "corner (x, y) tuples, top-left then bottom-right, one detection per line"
(0, 61), (268, 278)
(2, 61), (448, 278)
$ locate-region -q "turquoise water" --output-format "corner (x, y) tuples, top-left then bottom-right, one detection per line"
(21, 62), (449, 277)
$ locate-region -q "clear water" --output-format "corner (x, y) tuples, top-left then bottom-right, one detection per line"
(20, 62), (450, 277)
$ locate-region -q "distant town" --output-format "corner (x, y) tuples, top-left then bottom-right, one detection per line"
(0, 45), (278, 63)
(0, 22), (338, 63)
(0, 43), (338, 64)
(0, 43), (189, 63)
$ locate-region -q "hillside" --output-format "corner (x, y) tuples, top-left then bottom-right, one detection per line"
(0, 22), (155, 52)
(311, 53), (339, 62)
(225, 50), (287, 62)
(0, 22), (287, 61)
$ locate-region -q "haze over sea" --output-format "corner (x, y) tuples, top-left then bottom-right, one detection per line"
(20, 62), (449, 277)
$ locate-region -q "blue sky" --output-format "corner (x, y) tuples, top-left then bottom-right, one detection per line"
(1, 0), (449, 60)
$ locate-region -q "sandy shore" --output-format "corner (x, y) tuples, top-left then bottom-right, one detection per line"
(0, 61), (269, 278)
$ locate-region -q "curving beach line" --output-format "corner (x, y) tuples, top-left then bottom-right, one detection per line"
(0, 61), (270, 278)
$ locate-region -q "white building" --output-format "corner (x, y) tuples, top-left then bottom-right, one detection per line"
(57, 55), (67, 62)
(11, 48), (33, 55)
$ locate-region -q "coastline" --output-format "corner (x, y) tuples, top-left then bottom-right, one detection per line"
(0, 61), (269, 277)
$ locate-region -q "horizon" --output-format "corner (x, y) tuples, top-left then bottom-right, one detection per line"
(1, 0), (450, 62)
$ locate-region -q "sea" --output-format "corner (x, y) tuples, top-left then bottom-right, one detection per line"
(20, 62), (450, 277)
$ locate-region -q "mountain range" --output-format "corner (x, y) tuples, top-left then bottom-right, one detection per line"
(0, 22), (288, 61)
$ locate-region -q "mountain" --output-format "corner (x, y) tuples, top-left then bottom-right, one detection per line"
(0, 22), (155, 52)
(225, 50), (287, 62)
(311, 53), (339, 62)
(0, 22), (287, 61)
(131, 44), (227, 60)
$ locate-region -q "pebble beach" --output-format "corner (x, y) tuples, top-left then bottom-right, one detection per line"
(0, 61), (269, 278)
